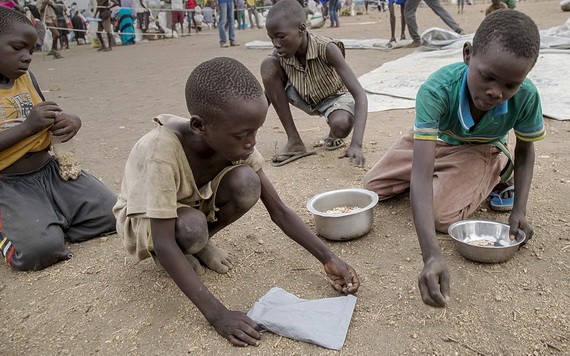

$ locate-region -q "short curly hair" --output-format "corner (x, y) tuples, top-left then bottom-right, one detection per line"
(266, 0), (306, 26)
(185, 57), (264, 121)
(472, 10), (540, 66)
(0, 6), (33, 35)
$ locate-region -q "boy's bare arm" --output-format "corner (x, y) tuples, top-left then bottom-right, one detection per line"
(325, 43), (368, 166)
(508, 139), (536, 240)
(410, 139), (450, 307)
(257, 169), (360, 294)
(0, 101), (60, 152)
(150, 218), (261, 347)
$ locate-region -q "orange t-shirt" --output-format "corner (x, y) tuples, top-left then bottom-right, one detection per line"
(0, 72), (50, 171)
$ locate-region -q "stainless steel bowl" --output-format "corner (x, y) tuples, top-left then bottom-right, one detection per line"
(307, 188), (379, 241)
(448, 220), (527, 263)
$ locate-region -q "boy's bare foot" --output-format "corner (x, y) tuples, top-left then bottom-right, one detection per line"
(154, 254), (206, 275)
(186, 254), (206, 275)
(195, 242), (234, 274)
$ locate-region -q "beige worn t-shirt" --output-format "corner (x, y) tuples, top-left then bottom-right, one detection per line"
(114, 114), (265, 221)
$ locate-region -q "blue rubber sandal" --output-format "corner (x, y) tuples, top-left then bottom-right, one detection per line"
(489, 186), (514, 212)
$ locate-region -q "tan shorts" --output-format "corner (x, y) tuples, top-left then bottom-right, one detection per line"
(118, 165), (240, 261)
(363, 131), (507, 232)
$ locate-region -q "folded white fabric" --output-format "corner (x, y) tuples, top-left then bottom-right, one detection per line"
(247, 287), (357, 350)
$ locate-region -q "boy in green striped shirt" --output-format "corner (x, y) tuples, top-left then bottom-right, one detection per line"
(364, 10), (544, 308)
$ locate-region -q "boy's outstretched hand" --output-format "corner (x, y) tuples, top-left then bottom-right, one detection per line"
(211, 309), (261, 347)
(418, 255), (450, 307)
(508, 210), (534, 243)
(339, 144), (365, 167)
(323, 256), (360, 294)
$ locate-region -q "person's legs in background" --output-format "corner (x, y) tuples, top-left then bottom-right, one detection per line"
(46, 22), (62, 58)
(424, 0), (463, 34)
(403, 0), (421, 45)
(227, 1), (238, 44)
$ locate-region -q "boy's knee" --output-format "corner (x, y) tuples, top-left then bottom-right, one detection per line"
(8, 228), (71, 271)
(433, 205), (456, 233)
(223, 166), (261, 209)
(176, 209), (209, 254)
(327, 111), (354, 139)
(363, 177), (402, 201)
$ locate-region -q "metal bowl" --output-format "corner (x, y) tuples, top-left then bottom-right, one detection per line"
(448, 220), (527, 263)
(307, 188), (379, 241)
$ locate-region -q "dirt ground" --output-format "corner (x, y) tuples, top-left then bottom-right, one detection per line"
(2, 1), (569, 355)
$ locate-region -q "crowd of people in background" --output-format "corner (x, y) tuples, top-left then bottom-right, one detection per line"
(1, 0), (520, 57)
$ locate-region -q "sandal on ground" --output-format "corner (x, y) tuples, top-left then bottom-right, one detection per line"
(313, 136), (346, 151)
(270, 151), (316, 167)
(489, 185), (514, 212)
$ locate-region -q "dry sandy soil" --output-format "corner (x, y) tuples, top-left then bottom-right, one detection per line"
(2, 1), (569, 354)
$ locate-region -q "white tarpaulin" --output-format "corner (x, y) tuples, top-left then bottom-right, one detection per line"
(359, 20), (570, 120)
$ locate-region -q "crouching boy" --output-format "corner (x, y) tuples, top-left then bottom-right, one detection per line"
(113, 57), (360, 347)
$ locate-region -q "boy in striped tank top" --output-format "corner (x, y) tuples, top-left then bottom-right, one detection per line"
(261, 0), (368, 167)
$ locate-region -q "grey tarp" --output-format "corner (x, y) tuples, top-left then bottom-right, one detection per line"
(247, 287), (357, 350)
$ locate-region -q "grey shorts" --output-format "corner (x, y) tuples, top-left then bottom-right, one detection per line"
(285, 83), (356, 120)
(0, 158), (117, 271)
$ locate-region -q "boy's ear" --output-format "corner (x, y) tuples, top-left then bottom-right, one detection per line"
(189, 114), (206, 134)
(299, 21), (307, 34)
(462, 42), (473, 66)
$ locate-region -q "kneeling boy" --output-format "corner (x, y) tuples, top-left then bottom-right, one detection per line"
(363, 10), (544, 308)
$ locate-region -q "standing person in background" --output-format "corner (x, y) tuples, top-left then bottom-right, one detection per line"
(404, 0), (463, 47)
(186, 0), (197, 33)
(217, 0), (239, 47)
(170, 0), (184, 35)
(387, 0), (405, 47)
(321, 0), (328, 19)
(70, 2), (87, 45)
(235, 0), (246, 29)
(246, 0), (261, 29)
(93, 0), (117, 51)
(162, 0), (172, 31)
(146, 0), (160, 19)
(457, 0), (464, 13)
(135, 0), (151, 33)
(36, 0), (62, 58)
(54, 0), (69, 50)
(328, 0), (339, 27)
